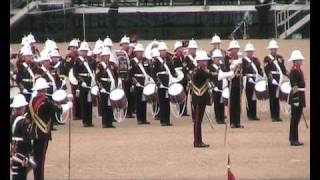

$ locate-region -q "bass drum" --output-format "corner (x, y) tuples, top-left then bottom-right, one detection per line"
(254, 80), (269, 100)
(168, 83), (186, 104)
(279, 82), (291, 102)
(143, 83), (158, 103)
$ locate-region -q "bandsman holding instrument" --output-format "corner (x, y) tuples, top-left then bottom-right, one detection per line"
(172, 41), (189, 116)
(208, 49), (231, 124)
(288, 50), (306, 146)
(121, 35), (136, 118)
(16, 45), (38, 102)
(130, 43), (152, 125)
(65, 39), (81, 120)
(96, 47), (119, 128)
(242, 42), (263, 121)
(263, 39), (288, 122)
(153, 42), (177, 126)
(73, 41), (96, 127)
(10, 94), (34, 180)
(226, 40), (244, 128)
(190, 50), (215, 148)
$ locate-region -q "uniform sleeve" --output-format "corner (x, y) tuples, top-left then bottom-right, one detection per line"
(263, 56), (271, 77)
(279, 56), (288, 76)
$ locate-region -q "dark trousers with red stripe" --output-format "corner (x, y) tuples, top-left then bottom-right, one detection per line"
(245, 83), (257, 118)
(192, 103), (206, 146)
(71, 84), (81, 119)
(33, 139), (49, 180)
(79, 88), (93, 125)
(12, 162), (27, 180)
(100, 93), (114, 126)
(134, 87), (147, 123)
(124, 81), (135, 116)
(268, 83), (280, 119)
(230, 85), (241, 126)
(289, 104), (303, 142)
(213, 91), (225, 123)
(158, 88), (170, 125)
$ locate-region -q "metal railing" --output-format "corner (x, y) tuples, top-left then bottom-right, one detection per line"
(275, 0), (309, 38)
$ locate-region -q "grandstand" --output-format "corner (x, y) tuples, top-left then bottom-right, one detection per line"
(10, 0), (309, 42)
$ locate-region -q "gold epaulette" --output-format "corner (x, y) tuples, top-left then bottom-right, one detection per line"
(190, 81), (209, 96)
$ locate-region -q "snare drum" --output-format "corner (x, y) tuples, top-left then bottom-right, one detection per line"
(143, 83), (158, 103)
(254, 80), (269, 100)
(109, 88), (127, 109)
(168, 83), (186, 104)
(52, 89), (68, 105)
(279, 82), (291, 102)
(222, 88), (230, 105)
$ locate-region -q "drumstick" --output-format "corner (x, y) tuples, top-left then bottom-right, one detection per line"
(204, 109), (214, 129)
(302, 111), (309, 129)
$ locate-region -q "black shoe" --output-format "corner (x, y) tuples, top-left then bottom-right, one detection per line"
(272, 118), (282, 122)
(248, 117), (260, 121)
(138, 121), (150, 125)
(290, 141), (304, 146)
(217, 121), (226, 124)
(183, 113), (190, 117)
(154, 116), (160, 120)
(105, 125), (116, 128)
(161, 123), (173, 126)
(84, 124), (94, 127)
(194, 143), (210, 148)
(236, 124), (244, 128)
(230, 124), (237, 128)
(52, 127), (58, 131)
(126, 114), (135, 118)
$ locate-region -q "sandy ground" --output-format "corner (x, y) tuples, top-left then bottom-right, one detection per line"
(11, 39), (310, 180)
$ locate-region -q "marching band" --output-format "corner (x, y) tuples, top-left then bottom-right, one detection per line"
(10, 33), (307, 179)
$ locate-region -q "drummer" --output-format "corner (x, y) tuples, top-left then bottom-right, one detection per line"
(288, 50), (306, 146)
(73, 41), (95, 127)
(172, 41), (189, 116)
(130, 43), (152, 125)
(208, 49), (231, 124)
(208, 34), (227, 65)
(242, 42), (263, 121)
(96, 47), (118, 128)
(263, 39), (288, 122)
(153, 42), (177, 126)
(16, 45), (38, 102)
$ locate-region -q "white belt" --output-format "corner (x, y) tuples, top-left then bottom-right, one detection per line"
(22, 79), (33, 82)
(79, 73), (90, 77)
(246, 74), (256, 77)
(12, 137), (23, 141)
(100, 78), (111, 82)
(134, 74), (144, 77)
(159, 84), (168, 89)
(298, 88), (305, 91)
(175, 67), (183, 71)
(157, 71), (168, 75)
(271, 71), (280, 74)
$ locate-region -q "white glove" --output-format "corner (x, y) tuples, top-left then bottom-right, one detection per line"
(213, 87), (219, 92)
(61, 80), (66, 88)
(22, 89), (28, 94)
(10, 71), (14, 76)
(136, 83), (142, 87)
(230, 64), (236, 71)
(293, 102), (299, 107)
(67, 94), (73, 101)
(272, 79), (278, 85)
(248, 78), (255, 84)
(100, 88), (107, 94)
(81, 82), (87, 88)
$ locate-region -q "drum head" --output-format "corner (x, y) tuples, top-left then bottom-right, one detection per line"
(52, 90), (67, 102)
(222, 88), (230, 99)
(168, 83), (183, 96)
(143, 83), (156, 96)
(10, 87), (20, 100)
(255, 80), (267, 92)
(280, 82), (292, 94)
(91, 85), (99, 96)
(110, 89), (125, 101)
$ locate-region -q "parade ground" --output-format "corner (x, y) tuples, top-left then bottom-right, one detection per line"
(11, 39), (310, 180)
